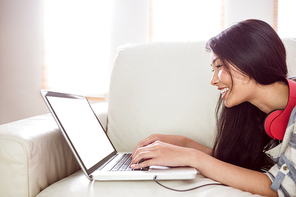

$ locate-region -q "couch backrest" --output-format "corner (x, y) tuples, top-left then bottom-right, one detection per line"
(107, 41), (218, 151)
(283, 38), (296, 76)
(107, 39), (296, 152)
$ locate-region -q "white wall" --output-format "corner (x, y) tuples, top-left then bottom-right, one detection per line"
(0, 0), (48, 124)
(0, 0), (276, 125)
(224, 0), (275, 28)
(110, 0), (150, 65)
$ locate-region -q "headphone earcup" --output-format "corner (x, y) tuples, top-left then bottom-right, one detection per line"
(264, 79), (296, 140)
(264, 110), (283, 139)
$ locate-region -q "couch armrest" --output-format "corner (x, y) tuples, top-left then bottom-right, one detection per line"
(0, 114), (80, 197)
(0, 102), (108, 197)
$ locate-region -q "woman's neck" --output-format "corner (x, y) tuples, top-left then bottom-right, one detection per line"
(249, 81), (289, 114)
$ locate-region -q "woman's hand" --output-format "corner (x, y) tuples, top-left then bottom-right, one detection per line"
(131, 134), (187, 158)
(131, 134), (212, 159)
(130, 140), (196, 169)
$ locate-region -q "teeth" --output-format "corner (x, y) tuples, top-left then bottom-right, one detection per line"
(220, 87), (229, 95)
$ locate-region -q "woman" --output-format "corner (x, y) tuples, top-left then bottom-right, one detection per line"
(130, 19), (295, 197)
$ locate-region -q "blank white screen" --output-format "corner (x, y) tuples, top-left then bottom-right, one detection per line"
(47, 96), (115, 170)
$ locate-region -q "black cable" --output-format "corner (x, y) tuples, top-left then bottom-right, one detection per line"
(153, 176), (226, 192)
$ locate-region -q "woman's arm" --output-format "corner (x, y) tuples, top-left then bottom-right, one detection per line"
(183, 136), (212, 155)
(191, 150), (278, 197)
(131, 142), (277, 197)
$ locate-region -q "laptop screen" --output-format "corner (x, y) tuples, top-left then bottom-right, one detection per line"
(46, 94), (115, 170)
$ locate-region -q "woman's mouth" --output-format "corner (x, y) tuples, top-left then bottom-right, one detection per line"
(220, 87), (229, 99)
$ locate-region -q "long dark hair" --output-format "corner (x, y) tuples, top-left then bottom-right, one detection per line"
(206, 19), (287, 171)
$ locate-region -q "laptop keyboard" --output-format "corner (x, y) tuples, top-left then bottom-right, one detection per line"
(109, 153), (149, 171)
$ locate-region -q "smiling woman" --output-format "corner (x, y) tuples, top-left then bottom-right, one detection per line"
(130, 19), (295, 197)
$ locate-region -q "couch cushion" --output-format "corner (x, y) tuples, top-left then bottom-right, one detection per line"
(108, 42), (218, 152)
(37, 170), (263, 197)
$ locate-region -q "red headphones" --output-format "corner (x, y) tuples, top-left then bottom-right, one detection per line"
(264, 79), (296, 140)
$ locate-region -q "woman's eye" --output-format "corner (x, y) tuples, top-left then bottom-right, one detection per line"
(211, 64), (223, 72)
(216, 65), (223, 70)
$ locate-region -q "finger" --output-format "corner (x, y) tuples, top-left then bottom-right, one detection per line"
(132, 141), (161, 161)
(132, 145), (146, 160)
(131, 147), (156, 165)
(131, 150), (150, 164)
(131, 158), (154, 169)
(131, 139), (149, 157)
(131, 136), (157, 157)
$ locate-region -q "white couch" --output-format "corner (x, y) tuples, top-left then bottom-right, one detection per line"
(1, 39), (296, 197)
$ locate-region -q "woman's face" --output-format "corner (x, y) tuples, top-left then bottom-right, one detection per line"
(210, 52), (255, 108)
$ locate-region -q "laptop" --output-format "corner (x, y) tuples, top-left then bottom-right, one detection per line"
(41, 90), (197, 181)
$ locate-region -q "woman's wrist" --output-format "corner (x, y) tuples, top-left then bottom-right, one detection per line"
(186, 148), (209, 170)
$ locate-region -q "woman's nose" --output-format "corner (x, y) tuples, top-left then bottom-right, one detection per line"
(210, 72), (219, 86)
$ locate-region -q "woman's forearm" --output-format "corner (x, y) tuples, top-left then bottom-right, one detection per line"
(189, 149), (278, 197)
(182, 136), (212, 155)
(151, 134), (212, 155)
